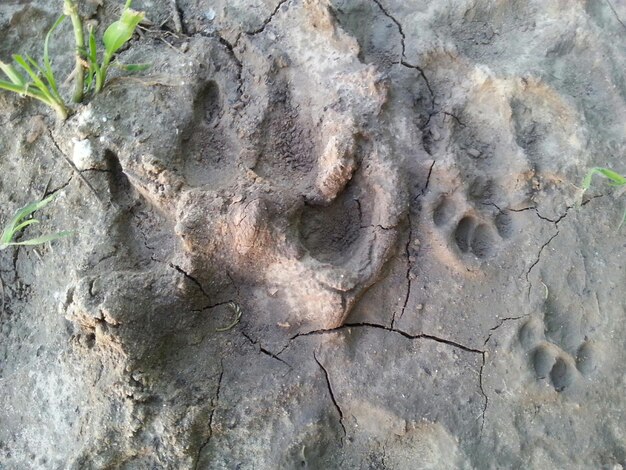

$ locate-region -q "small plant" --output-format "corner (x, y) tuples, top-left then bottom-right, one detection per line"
(0, 0), (145, 119)
(581, 167), (626, 228)
(0, 194), (72, 250)
(65, 0), (146, 101)
(0, 16), (68, 119)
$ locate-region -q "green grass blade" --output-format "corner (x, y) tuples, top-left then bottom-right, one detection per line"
(88, 26), (98, 64)
(43, 15), (66, 98)
(583, 167), (626, 192)
(12, 55), (50, 96)
(6, 195), (57, 237)
(0, 79), (43, 98)
(10, 231), (73, 246)
(596, 168), (626, 185)
(0, 60), (27, 86)
(12, 219), (40, 234)
(26, 55), (47, 78)
(582, 167), (600, 192)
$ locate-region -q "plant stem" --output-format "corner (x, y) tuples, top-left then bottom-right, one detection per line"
(52, 101), (69, 120)
(95, 54), (112, 93)
(64, 0), (85, 103)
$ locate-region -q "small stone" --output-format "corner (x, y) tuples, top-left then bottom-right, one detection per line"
(467, 148), (481, 158)
(72, 138), (101, 170)
(409, 272), (417, 280)
(413, 239), (421, 246)
(416, 304), (424, 310)
(408, 256), (417, 263)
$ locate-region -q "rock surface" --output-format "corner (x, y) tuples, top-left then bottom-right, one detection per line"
(0, 0), (625, 468)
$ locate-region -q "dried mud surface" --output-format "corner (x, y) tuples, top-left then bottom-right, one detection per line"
(0, 0), (625, 468)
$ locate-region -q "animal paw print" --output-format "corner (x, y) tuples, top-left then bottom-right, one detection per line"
(432, 195), (507, 259)
(518, 315), (599, 392)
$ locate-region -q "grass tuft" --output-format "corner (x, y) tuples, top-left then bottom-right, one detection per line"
(0, 194), (73, 250)
(580, 167), (626, 228)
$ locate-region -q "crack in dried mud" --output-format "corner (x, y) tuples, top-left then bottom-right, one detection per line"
(314, 351), (347, 444)
(605, 0), (626, 30)
(393, 214), (413, 329)
(214, 35), (244, 97)
(44, 175), (74, 199)
(280, 322), (484, 355)
(370, 0), (434, 106)
(169, 263), (212, 299)
(478, 353), (488, 436)
(525, 204), (575, 294)
(48, 130), (104, 204)
(242, 331), (292, 368)
(194, 362), (224, 470)
(287, 322), (488, 441)
(484, 316), (527, 347)
(525, 229), (560, 289)
(442, 111), (467, 127)
(478, 315), (529, 435)
(395, 161), (435, 327)
(245, 0), (290, 36)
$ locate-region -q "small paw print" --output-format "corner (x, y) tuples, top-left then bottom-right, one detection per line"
(518, 315), (599, 392)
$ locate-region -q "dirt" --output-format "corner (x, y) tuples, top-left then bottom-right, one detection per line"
(0, 0), (625, 468)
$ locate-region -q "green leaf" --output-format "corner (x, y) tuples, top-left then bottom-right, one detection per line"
(9, 231), (73, 247)
(102, 8), (144, 60)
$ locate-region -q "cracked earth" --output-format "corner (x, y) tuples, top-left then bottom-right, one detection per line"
(1, 0), (626, 468)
